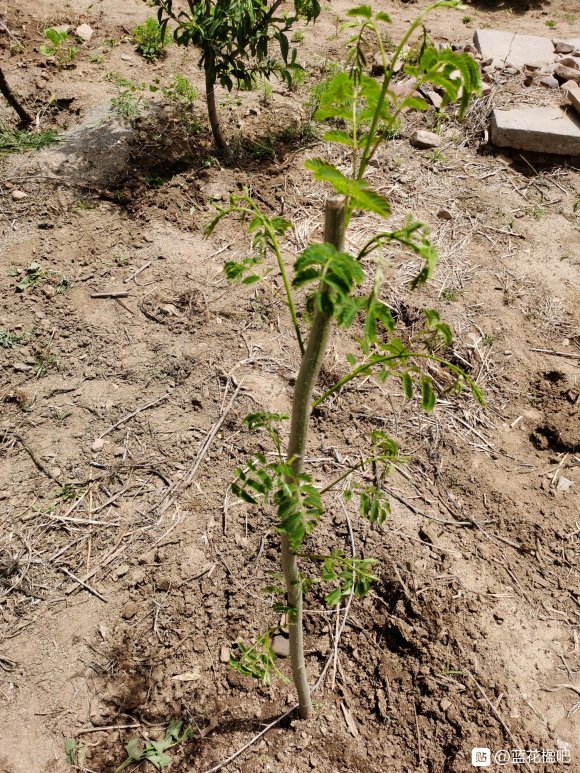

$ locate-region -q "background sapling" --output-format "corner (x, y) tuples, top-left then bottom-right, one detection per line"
(146, 0), (321, 150)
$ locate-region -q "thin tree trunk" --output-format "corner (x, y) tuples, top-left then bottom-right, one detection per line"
(0, 66), (32, 127)
(282, 195), (346, 720)
(204, 59), (226, 151)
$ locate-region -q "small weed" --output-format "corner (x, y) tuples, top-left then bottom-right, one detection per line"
(545, 19), (557, 29)
(0, 124), (59, 154)
(462, 15), (473, 24)
(114, 255), (130, 266)
(104, 37), (121, 47)
(75, 198), (95, 210)
(143, 175), (167, 188)
(113, 719), (193, 772)
(440, 287), (461, 302)
(429, 148), (447, 164)
(54, 276), (73, 294)
(51, 406), (73, 423)
(132, 18), (170, 61)
(15, 262), (48, 292)
(65, 739), (88, 767)
(10, 42), (25, 54)
(161, 74), (202, 132)
(261, 81), (273, 106)
(34, 349), (59, 378)
(291, 30), (304, 43)
(41, 28), (79, 67)
(574, 199), (580, 213)
(0, 329), (27, 348)
(532, 205), (545, 220)
(563, 14), (575, 24)
(481, 334), (496, 346)
(89, 54), (104, 63)
(162, 74), (198, 104)
(289, 67), (307, 92)
(110, 76), (145, 123)
(56, 483), (83, 502)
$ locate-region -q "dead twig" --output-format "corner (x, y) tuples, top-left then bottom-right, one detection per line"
(97, 394), (169, 440)
(60, 567), (108, 603)
(466, 670), (533, 773)
(155, 385), (241, 516)
(7, 431), (63, 484)
(90, 291), (130, 299)
(124, 261), (152, 284)
(530, 347), (580, 360)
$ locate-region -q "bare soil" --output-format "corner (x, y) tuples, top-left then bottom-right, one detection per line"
(1, 2), (579, 772)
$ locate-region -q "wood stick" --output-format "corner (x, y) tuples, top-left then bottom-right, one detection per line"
(530, 347), (580, 360)
(8, 431), (63, 484)
(60, 567), (107, 603)
(97, 394), (169, 440)
(124, 261), (152, 284)
(90, 291), (130, 299)
(155, 385), (240, 516)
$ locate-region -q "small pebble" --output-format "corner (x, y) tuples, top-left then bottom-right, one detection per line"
(91, 437), (105, 452)
(272, 634), (290, 658)
(11, 190), (27, 201)
(540, 75), (559, 89)
(121, 601), (139, 620)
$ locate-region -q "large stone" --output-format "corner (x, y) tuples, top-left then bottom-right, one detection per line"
(490, 107), (580, 155)
(555, 65), (580, 83)
(568, 89), (580, 118)
(474, 29), (580, 69)
(410, 129), (441, 149)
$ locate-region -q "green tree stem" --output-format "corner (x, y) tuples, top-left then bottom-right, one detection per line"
(356, 0), (447, 183)
(282, 194), (345, 719)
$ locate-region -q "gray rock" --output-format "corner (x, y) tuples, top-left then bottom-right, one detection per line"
(491, 106), (580, 155)
(558, 56), (580, 70)
(554, 41), (575, 54)
(555, 65), (580, 83)
(568, 88), (580, 117)
(75, 24), (94, 42)
(540, 75), (560, 89)
(272, 634), (290, 658)
(410, 129), (441, 149)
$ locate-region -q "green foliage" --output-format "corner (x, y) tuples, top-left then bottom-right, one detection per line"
(109, 74), (146, 122)
(230, 632), (289, 685)
(147, 0), (321, 146)
(202, 0), (485, 714)
(34, 349), (58, 378)
(0, 329), (27, 348)
(152, 0), (319, 89)
(15, 262), (47, 291)
(162, 73), (198, 105)
(321, 553), (378, 605)
(114, 720), (194, 772)
(132, 17), (170, 61)
(41, 28), (79, 67)
(0, 123), (59, 154)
